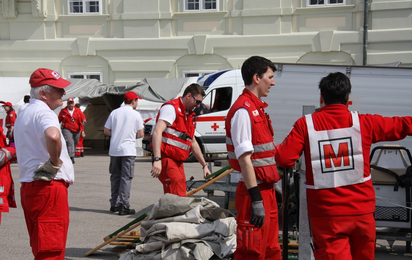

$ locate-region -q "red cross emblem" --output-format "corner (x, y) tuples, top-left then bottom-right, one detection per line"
(211, 123), (219, 131)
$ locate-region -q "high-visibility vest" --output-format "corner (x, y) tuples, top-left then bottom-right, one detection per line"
(305, 112), (369, 189)
(225, 89), (279, 184)
(156, 98), (196, 162)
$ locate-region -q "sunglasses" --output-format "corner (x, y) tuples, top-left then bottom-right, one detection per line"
(192, 95), (202, 105)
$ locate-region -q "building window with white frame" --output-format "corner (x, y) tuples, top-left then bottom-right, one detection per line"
(182, 71), (217, 78)
(184, 0), (217, 11)
(68, 72), (102, 82)
(308, 0), (345, 6)
(69, 0), (101, 14)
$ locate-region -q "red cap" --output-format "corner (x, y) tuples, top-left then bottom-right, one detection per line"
(2, 102), (12, 107)
(67, 98), (74, 103)
(29, 68), (71, 89)
(124, 91), (142, 101)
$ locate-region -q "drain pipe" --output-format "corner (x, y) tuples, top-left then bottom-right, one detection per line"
(363, 0), (369, 66)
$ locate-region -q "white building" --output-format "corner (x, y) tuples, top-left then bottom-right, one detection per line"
(0, 0), (411, 84)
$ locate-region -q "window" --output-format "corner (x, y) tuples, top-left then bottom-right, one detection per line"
(68, 72), (102, 82)
(184, 0), (217, 11)
(183, 71), (217, 78)
(194, 87), (232, 115)
(69, 0), (101, 14)
(308, 0), (345, 6)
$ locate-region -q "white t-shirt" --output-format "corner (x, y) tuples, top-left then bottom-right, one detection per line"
(158, 104), (176, 126)
(104, 105), (144, 157)
(17, 103), (29, 114)
(14, 99), (74, 183)
(230, 108), (253, 159)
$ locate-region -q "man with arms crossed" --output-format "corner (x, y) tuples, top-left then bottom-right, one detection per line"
(150, 83), (211, 196)
(104, 91), (144, 215)
(225, 56), (281, 260)
(14, 68), (74, 260)
(275, 72), (412, 260)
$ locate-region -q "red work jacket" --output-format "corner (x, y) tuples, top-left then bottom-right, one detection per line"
(0, 126), (16, 214)
(58, 106), (83, 132)
(5, 110), (16, 129)
(276, 104), (412, 217)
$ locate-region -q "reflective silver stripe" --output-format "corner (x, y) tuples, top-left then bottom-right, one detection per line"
(228, 151), (236, 159)
(227, 138), (274, 153)
(0, 198), (3, 204)
(165, 128), (185, 139)
(253, 142), (275, 153)
(252, 157), (276, 167)
(0, 186), (4, 193)
(0, 148), (10, 165)
(162, 137), (190, 151)
(226, 137), (233, 145)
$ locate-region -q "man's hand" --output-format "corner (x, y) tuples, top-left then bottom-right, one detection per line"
(34, 158), (62, 176)
(202, 165), (212, 179)
(151, 161), (161, 178)
(250, 200), (265, 228)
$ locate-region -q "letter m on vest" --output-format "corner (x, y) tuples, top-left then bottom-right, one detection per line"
(318, 137), (355, 173)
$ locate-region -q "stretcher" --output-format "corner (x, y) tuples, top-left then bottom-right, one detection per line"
(371, 145), (412, 252)
(85, 166), (234, 256)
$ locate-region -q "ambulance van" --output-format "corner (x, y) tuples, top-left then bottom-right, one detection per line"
(142, 63), (412, 158)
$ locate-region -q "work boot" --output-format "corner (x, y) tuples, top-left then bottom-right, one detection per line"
(118, 206), (135, 216)
(110, 205), (121, 213)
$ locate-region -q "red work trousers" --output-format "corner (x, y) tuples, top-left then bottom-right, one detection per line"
(20, 180), (70, 260)
(310, 213), (376, 260)
(158, 156), (187, 197)
(234, 182), (281, 260)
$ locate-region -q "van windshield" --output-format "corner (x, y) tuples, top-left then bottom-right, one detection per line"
(194, 87), (232, 115)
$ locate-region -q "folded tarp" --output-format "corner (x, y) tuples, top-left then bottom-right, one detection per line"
(119, 194), (237, 260)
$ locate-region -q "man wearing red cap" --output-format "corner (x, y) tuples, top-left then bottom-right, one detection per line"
(58, 97), (86, 164)
(2, 102), (16, 146)
(104, 91), (144, 215)
(14, 68), (74, 260)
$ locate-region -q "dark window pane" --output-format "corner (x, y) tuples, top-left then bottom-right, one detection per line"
(88, 75), (101, 81)
(187, 0), (199, 10)
(310, 0), (324, 4)
(204, 0), (216, 9)
(70, 2), (83, 13)
(87, 1), (100, 13)
(70, 75), (85, 79)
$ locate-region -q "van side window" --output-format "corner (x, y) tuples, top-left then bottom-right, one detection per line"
(194, 87), (232, 115)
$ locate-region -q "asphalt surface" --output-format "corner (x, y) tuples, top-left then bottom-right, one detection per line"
(0, 153), (411, 259)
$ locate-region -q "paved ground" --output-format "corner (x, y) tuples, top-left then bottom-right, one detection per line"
(0, 154), (411, 259)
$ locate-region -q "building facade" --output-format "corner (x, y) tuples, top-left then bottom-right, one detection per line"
(0, 0), (411, 85)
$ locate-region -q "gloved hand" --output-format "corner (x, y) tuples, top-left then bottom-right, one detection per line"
(276, 165), (285, 178)
(250, 200), (265, 228)
(248, 186), (265, 228)
(34, 158), (62, 176)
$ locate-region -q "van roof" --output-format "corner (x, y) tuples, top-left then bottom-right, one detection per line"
(197, 70), (231, 86)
